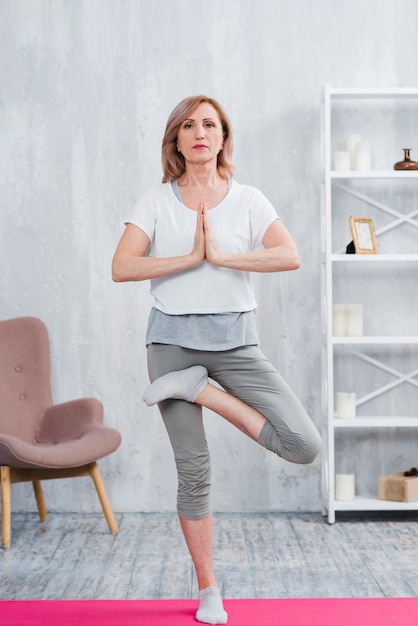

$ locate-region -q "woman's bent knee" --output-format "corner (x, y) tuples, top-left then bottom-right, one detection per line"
(281, 424), (322, 464)
(258, 420), (322, 465)
(297, 430), (322, 464)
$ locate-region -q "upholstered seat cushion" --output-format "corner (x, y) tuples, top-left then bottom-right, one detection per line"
(0, 426), (121, 470)
(0, 397), (121, 470)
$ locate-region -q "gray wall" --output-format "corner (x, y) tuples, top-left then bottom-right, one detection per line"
(1, 0), (417, 513)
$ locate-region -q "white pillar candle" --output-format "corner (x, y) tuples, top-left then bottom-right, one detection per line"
(334, 151), (351, 171)
(336, 392), (356, 419)
(332, 304), (347, 336)
(346, 304), (363, 336)
(354, 141), (371, 171)
(335, 474), (355, 501)
(344, 134), (363, 169)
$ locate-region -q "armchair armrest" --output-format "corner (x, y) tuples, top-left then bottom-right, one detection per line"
(36, 398), (104, 444)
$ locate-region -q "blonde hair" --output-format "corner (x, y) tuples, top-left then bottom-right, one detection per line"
(161, 95), (235, 183)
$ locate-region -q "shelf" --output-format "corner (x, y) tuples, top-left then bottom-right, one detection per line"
(330, 171), (418, 179)
(333, 416), (418, 428)
(332, 336), (418, 345)
(333, 496), (418, 512)
(327, 87), (418, 98)
(322, 86), (418, 522)
(331, 254), (418, 262)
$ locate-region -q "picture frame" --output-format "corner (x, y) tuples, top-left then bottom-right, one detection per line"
(349, 217), (378, 254)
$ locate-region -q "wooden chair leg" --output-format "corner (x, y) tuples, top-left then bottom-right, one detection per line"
(88, 462), (118, 534)
(32, 480), (48, 523)
(1, 466), (11, 549)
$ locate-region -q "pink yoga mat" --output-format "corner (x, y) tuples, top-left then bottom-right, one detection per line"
(1, 598), (418, 625)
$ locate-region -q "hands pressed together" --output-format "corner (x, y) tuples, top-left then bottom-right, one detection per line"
(191, 202), (223, 267)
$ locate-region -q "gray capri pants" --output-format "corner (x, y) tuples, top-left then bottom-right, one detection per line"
(147, 343), (322, 520)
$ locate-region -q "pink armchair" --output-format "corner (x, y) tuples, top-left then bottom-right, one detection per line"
(0, 317), (122, 548)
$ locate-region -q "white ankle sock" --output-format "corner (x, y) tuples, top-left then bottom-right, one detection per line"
(195, 586), (228, 625)
(142, 365), (208, 406)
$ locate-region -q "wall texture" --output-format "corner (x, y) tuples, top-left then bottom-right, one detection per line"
(1, 0), (417, 514)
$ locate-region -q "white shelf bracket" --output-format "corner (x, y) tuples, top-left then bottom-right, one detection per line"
(334, 183), (418, 235)
(341, 346), (418, 407)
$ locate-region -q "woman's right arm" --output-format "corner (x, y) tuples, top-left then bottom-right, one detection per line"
(112, 212), (205, 282)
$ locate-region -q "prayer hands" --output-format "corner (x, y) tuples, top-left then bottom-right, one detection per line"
(193, 202), (223, 267)
(191, 202), (206, 264)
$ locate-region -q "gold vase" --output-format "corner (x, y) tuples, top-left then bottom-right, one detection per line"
(393, 148), (418, 170)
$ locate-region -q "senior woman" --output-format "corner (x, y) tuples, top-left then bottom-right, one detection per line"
(112, 95), (321, 625)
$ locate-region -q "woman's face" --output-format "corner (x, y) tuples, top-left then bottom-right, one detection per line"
(176, 102), (224, 168)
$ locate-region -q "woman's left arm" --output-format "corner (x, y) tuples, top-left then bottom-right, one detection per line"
(204, 214), (300, 273)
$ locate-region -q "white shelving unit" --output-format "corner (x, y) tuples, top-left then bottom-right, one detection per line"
(321, 85), (418, 524)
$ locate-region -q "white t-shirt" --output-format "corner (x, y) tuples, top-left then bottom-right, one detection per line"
(126, 180), (279, 315)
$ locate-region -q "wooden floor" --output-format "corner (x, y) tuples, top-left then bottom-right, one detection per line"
(1, 511), (418, 600)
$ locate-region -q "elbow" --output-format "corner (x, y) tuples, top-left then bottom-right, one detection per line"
(272, 245), (300, 272)
(283, 249), (300, 272)
(111, 260), (125, 282)
(290, 253), (301, 271)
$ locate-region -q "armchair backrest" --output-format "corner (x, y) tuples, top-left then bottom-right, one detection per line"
(0, 317), (53, 442)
